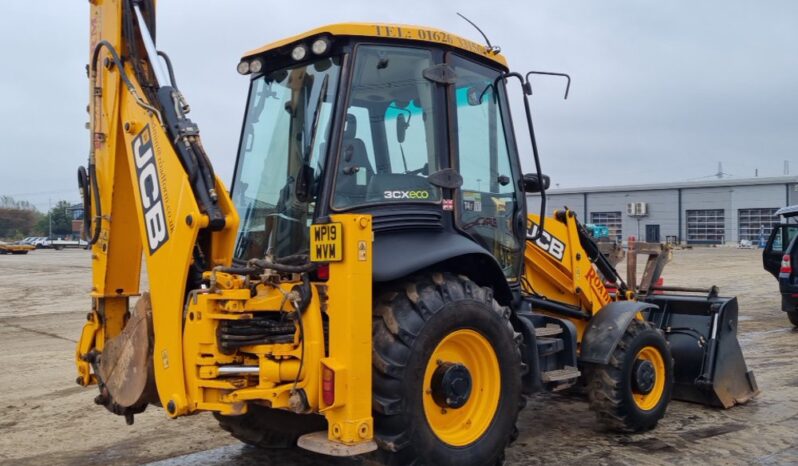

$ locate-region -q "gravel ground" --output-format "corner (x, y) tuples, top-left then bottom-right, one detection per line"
(0, 247), (794, 465)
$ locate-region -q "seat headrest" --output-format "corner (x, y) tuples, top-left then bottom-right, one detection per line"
(344, 114), (357, 139)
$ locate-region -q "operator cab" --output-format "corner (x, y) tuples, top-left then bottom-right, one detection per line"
(230, 24), (532, 283)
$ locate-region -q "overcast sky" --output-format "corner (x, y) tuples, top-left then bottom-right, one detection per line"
(0, 1), (796, 211)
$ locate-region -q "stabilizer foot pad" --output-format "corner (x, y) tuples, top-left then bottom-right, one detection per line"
(297, 431), (378, 457)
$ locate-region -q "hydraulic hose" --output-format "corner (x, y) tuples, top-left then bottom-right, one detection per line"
(216, 255), (315, 276)
(88, 164), (102, 245)
(86, 39), (162, 246)
(249, 258), (316, 274)
(90, 40), (162, 124)
(157, 50), (178, 89)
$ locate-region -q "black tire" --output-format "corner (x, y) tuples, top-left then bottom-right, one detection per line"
(214, 404), (326, 449)
(586, 319), (673, 432)
(787, 310), (798, 327)
(372, 272), (523, 466)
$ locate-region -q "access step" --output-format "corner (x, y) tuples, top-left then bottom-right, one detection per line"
(297, 431), (378, 457)
(541, 366), (580, 383)
(534, 324), (563, 337)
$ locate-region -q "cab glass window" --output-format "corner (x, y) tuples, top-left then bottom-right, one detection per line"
(232, 57), (341, 260)
(451, 54), (520, 277)
(333, 45), (441, 209)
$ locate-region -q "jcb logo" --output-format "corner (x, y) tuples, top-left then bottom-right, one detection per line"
(133, 126), (169, 254)
(384, 190), (430, 200)
(527, 221), (566, 261)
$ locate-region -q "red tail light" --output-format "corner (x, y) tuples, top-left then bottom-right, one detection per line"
(322, 365), (335, 406)
(781, 254), (792, 274)
(314, 263), (329, 281)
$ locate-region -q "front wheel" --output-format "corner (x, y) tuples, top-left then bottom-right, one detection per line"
(787, 310), (798, 327)
(586, 319), (673, 432)
(372, 272), (523, 466)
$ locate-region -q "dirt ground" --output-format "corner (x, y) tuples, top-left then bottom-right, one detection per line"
(0, 247), (796, 465)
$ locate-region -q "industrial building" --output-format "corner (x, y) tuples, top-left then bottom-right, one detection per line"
(528, 176), (797, 245)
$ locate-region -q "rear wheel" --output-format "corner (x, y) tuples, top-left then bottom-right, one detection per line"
(214, 404), (326, 449)
(787, 310), (798, 327)
(372, 272), (523, 466)
(586, 319), (673, 432)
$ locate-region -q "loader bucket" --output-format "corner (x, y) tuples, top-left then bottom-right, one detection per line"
(643, 293), (759, 408)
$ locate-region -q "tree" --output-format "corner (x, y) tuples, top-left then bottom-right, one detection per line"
(0, 196), (36, 210)
(48, 200), (73, 237)
(0, 196), (43, 239)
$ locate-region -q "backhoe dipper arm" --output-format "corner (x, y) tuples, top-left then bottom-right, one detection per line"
(75, 0), (239, 418)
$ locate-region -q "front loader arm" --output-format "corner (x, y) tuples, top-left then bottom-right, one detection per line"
(76, 0), (238, 417)
(523, 210), (613, 315)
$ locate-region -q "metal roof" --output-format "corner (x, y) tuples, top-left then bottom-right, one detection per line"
(242, 23), (508, 68)
(532, 176), (798, 196)
(775, 205), (798, 217)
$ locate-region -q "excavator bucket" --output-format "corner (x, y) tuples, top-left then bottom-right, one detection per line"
(643, 292), (759, 408)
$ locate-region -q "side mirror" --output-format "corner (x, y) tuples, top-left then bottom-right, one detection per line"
(396, 113), (408, 143)
(522, 173), (550, 193)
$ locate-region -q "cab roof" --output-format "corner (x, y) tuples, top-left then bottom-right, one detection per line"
(242, 22), (508, 69)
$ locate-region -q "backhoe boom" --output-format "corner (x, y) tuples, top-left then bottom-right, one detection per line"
(76, 0), (238, 418)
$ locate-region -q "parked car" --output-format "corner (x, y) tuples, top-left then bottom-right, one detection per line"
(0, 241), (35, 255)
(51, 239), (89, 250)
(31, 237), (52, 248)
(763, 206), (798, 326)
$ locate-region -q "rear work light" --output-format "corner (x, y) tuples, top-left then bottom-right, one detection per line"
(322, 365), (335, 406)
(781, 254), (792, 274)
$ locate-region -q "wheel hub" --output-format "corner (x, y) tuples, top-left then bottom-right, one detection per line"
(430, 362), (472, 409)
(633, 359), (656, 394)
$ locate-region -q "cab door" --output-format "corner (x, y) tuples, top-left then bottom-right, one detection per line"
(763, 224), (798, 278)
(449, 54), (524, 279)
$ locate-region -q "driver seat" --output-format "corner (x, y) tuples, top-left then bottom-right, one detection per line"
(336, 114), (374, 204)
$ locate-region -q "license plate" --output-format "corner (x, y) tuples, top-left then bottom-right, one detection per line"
(310, 222), (343, 262)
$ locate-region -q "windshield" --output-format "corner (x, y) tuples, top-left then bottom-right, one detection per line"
(332, 45), (441, 209)
(231, 57), (341, 260)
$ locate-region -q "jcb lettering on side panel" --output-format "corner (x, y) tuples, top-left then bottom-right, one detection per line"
(527, 221), (566, 261)
(132, 125), (169, 254)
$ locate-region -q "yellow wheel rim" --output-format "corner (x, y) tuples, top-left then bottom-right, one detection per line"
(422, 329), (501, 447)
(632, 345), (666, 411)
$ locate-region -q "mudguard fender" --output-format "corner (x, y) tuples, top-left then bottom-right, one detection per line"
(579, 301), (656, 365)
(372, 230), (513, 304)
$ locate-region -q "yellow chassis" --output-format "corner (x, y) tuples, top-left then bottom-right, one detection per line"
(77, 213), (375, 446)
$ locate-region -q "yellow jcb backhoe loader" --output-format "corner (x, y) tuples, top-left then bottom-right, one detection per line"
(75, 1), (757, 464)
